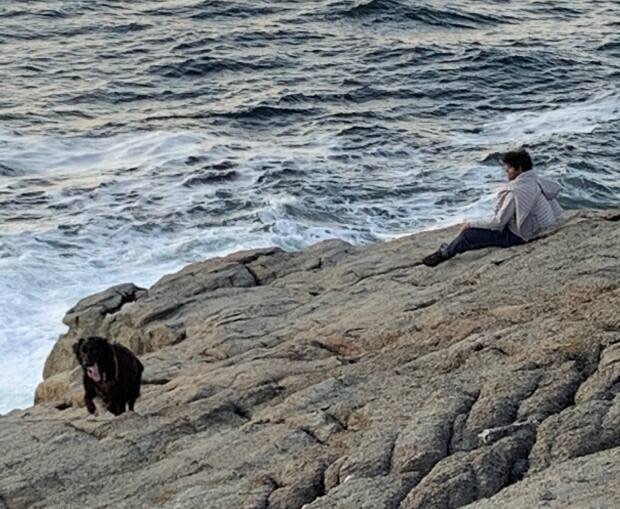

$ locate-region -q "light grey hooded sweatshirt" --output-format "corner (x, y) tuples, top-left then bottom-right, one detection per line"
(470, 171), (563, 241)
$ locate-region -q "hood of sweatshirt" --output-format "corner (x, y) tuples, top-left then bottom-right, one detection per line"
(536, 175), (561, 200)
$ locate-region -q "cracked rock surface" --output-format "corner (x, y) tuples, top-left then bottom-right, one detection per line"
(2, 209), (619, 509)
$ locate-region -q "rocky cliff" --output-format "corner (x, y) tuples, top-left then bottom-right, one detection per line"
(1, 209), (619, 509)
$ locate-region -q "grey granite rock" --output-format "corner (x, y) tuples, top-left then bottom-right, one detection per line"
(1, 209), (619, 509)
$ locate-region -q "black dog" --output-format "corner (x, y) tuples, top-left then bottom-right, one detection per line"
(73, 336), (144, 416)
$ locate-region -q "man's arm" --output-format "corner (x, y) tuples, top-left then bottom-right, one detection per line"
(468, 191), (515, 231)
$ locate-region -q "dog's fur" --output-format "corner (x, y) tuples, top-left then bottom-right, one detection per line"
(73, 336), (143, 415)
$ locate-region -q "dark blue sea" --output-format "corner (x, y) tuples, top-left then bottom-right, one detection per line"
(1, 0), (619, 413)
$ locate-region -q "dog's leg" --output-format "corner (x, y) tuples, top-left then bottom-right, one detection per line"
(84, 376), (97, 414)
(107, 401), (124, 416)
(85, 398), (96, 414)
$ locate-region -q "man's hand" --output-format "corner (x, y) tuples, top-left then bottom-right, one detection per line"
(459, 221), (471, 233)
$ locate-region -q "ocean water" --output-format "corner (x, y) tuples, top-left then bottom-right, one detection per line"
(1, 0), (619, 414)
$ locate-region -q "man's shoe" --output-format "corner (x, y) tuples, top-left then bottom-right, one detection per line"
(422, 249), (449, 267)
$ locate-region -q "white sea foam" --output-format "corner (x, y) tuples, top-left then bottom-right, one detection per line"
(454, 92), (620, 146)
(0, 131), (209, 176)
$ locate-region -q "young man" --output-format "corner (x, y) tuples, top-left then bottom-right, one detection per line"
(422, 148), (562, 267)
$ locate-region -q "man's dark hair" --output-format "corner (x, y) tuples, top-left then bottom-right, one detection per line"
(502, 148), (533, 172)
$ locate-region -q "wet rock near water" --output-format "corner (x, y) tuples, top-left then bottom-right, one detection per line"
(2, 209), (620, 508)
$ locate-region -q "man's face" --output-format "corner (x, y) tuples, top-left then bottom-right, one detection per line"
(505, 164), (521, 181)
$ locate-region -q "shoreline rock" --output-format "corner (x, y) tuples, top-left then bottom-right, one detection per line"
(2, 208), (619, 508)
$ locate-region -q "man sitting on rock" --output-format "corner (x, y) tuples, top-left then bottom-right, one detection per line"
(423, 148), (563, 267)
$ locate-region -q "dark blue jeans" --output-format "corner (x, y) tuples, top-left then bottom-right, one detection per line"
(443, 227), (526, 258)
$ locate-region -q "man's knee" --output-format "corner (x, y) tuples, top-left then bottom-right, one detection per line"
(460, 227), (482, 244)
(460, 227), (496, 250)
(462, 227), (486, 237)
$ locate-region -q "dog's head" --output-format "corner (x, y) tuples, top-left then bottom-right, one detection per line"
(73, 336), (113, 383)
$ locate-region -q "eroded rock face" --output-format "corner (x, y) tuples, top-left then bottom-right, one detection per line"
(1, 209), (619, 509)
